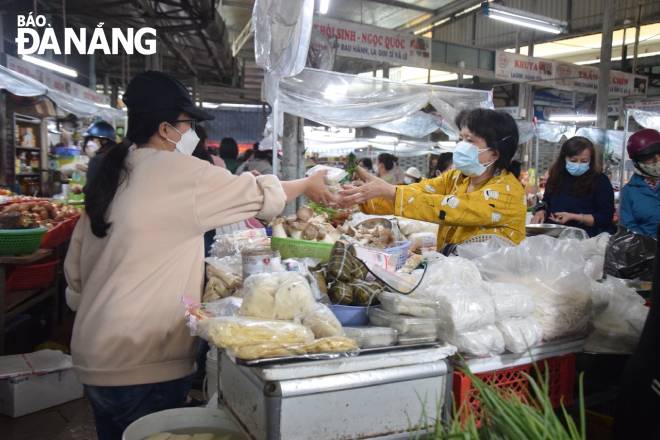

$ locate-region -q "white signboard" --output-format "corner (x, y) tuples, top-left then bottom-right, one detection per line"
(495, 52), (554, 83)
(313, 17), (431, 68)
(6, 55), (109, 105)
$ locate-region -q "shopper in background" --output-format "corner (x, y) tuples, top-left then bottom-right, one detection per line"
(218, 137), (241, 174)
(341, 108), (526, 252)
(80, 120), (117, 183)
(404, 167), (422, 184)
(376, 153), (400, 184)
(531, 136), (615, 237)
(358, 157), (373, 173)
(236, 144), (273, 175)
(620, 128), (660, 238)
(64, 71), (335, 440)
(433, 152), (453, 177)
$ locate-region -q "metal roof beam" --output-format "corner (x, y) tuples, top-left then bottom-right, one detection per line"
(366, 0), (434, 13)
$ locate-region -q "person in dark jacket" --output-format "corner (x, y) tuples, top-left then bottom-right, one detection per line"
(531, 136), (615, 237)
(620, 128), (660, 238)
(219, 137), (241, 174)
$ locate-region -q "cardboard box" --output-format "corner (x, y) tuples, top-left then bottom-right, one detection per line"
(0, 350), (83, 417)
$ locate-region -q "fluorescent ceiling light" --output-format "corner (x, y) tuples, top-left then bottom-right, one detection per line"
(319, 0), (330, 15)
(575, 50), (660, 65)
(484, 3), (566, 35)
(218, 103), (263, 109)
(21, 55), (78, 78)
(549, 114), (597, 122)
(456, 3), (481, 17)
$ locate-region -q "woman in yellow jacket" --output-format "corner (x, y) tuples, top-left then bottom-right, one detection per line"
(341, 109), (526, 253)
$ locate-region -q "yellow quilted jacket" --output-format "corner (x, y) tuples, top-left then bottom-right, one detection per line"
(362, 169), (527, 250)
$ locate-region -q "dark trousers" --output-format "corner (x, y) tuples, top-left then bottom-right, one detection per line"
(84, 375), (193, 440)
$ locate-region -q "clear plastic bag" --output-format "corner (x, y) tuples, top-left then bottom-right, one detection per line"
(210, 229), (269, 258)
(414, 283), (496, 333)
(202, 297), (243, 318)
(368, 307), (438, 338)
(378, 291), (438, 318)
(300, 302), (343, 338)
(305, 164), (348, 184)
(495, 318), (544, 354)
(484, 282), (536, 320)
(239, 272), (316, 320)
(197, 316), (314, 349)
(228, 336), (359, 361)
(443, 325), (505, 357)
(203, 256), (243, 302)
(417, 255), (483, 289)
(408, 232), (437, 253)
(343, 326), (398, 348)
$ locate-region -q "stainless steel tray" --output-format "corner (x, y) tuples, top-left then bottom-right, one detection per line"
(233, 342), (442, 366)
(526, 223), (583, 237)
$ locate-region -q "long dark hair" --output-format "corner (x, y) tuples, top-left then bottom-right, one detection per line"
(545, 136), (600, 197)
(219, 137), (239, 160)
(454, 109), (519, 174)
(378, 153), (398, 171)
(84, 109), (179, 238)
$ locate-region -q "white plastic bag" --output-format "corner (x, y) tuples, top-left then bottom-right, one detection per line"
(378, 291), (438, 318)
(305, 164), (348, 184)
(239, 272), (316, 320)
(414, 283), (496, 333)
(444, 325), (505, 357)
(484, 282), (536, 319)
(417, 255), (483, 290)
(202, 297), (243, 317)
(301, 302), (343, 338)
(495, 318), (544, 353)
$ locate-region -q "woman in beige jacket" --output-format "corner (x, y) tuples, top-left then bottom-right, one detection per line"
(64, 71), (333, 440)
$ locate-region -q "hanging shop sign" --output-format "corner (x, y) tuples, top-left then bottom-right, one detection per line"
(313, 17), (431, 69)
(6, 54), (109, 105)
(496, 52), (648, 97)
(495, 52), (554, 83)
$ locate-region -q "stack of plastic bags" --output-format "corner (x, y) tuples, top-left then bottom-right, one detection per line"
(485, 282), (543, 353)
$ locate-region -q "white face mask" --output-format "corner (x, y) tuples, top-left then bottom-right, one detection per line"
(86, 140), (99, 157)
(165, 124), (199, 155)
(639, 161), (660, 178)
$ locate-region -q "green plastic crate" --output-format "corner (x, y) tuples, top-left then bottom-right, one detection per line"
(271, 236), (334, 262)
(0, 227), (47, 256)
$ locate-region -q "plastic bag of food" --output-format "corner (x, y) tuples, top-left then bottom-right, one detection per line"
(239, 272), (316, 320)
(306, 164), (348, 185)
(368, 307), (438, 338)
(343, 326), (398, 348)
(198, 316), (314, 349)
(378, 291), (438, 318)
(527, 280), (592, 341)
(229, 336), (358, 361)
(397, 218), (439, 236)
(210, 228), (269, 258)
(417, 255), (483, 290)
(202, 297), (243, 317)
(414, 283), (496, 333)
(495, 318), (544, 353)
(484, 282), (536, 319)
(443, 325), (505, 357)
(203, 256), (243, 302)
(301, 302), (343, 338)
(408, 232), (437, 253)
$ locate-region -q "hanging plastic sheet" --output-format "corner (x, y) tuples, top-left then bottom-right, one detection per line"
(536, 122), (576, 143)
(307, 29), (336, 71)
(0, 64), (47, 97)
(575, 127), (630, 161)
(517, 121), (535, 144)
(629, 109), (660, 129)
(428, 87), (493, 135)
(370, 111), (442, 138)
(253, 0), (314, 104)
(279, 68), (430, 127)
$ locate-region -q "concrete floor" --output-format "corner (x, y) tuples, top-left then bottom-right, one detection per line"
(0, 398), (98, 440)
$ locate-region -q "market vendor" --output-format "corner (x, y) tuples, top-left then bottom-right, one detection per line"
(531, 136), (615, 237)
(620, 128), (660, 238)
(83, 120), (117, 183)
(340, 108), (526, 252)
(64, 71), (334, 440)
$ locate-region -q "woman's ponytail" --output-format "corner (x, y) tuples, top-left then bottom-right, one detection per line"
(84, 140), (131, 238)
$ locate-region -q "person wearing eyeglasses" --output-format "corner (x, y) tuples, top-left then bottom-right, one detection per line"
(63, 71), (335, 440)
(340, 108), (526, 253)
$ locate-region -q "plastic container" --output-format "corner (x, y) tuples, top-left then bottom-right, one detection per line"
(0, 227), (47, 256)
(271, 236), (333, 262)
(343, 326), (398, 348)
(368, 307), (439, 338)
(330, 304), (369, 326)
(378, 291), (438, 318)
(122, 407), (245, 440)
(398, 335), (438, 345)
(40, 216), (79, 249)
(453, 353), (577, 426)
(383, 240), (412, 270)
(6, 257), (58, 292)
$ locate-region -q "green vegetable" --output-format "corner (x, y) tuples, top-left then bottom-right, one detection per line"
(308, 202), (338, 218)
(343, 153), (357, 183)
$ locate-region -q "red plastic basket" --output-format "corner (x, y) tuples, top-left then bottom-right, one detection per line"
(6, 258), (59, 292)
(453, 354), (576, 425)
(40, 215), (79, 249)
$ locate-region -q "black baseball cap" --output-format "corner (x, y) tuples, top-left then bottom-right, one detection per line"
(123, 71), (214, 121)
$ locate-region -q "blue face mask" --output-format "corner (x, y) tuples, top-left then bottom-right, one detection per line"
(565, 159), (590, 176)
(453, 141), (494, 177)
